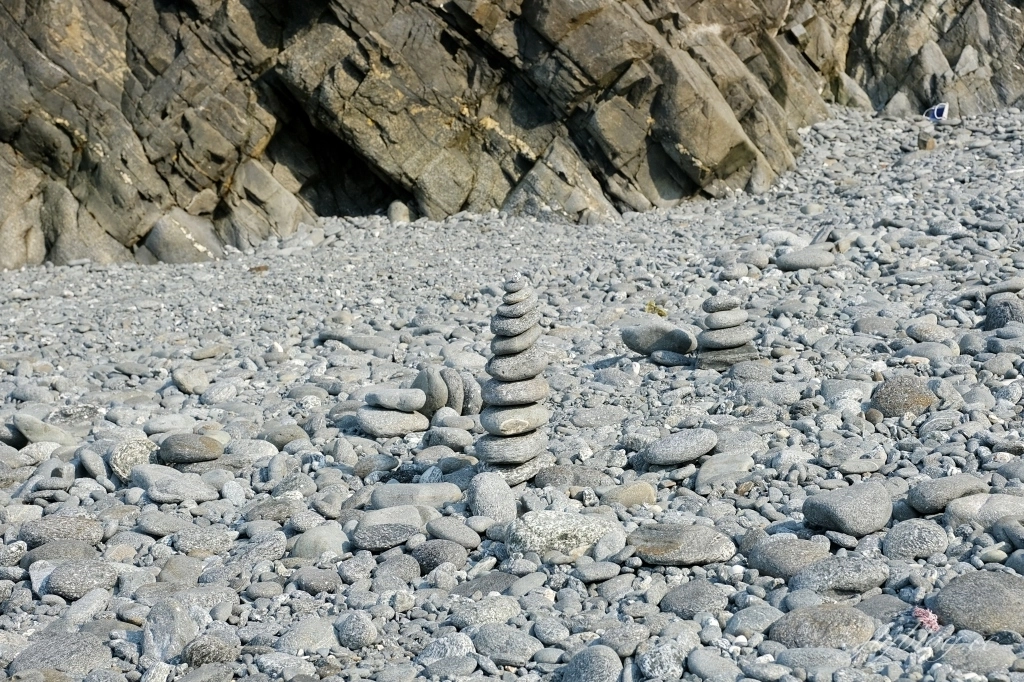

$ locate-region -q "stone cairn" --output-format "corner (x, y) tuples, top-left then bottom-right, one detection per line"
(475, 273), (553, 484)
(356, 366), (481, 448)
(696, 293), (759, 370)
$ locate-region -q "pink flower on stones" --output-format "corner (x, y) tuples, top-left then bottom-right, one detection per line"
(913, 607), (940, 632)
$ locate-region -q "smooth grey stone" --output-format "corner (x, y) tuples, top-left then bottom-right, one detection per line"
(869, 375), (937, 417)
(351, 506), (428, 551)
(491, 324), (542, 356)
(183, 633), (242, 667)
(491, 310), (542, 337)
(467, 472), (516, 523)
(471, 623), (542, 667)
(855, 594), (910, 622)
(440, 368), (465, 414)
(46, 560), (117, 601)
(775, 648), (852, 678)
(660, 578), (729, 619)
(697, 342), (759, 370)
(600, 481), (656, 507)
(789, 556), (889, 596)
(703, 294), (741, 313)
(693, 451), (754, 490)
(802, 481), (892, 537)
(496, 292), (538, 317)
(698, 326), (757, 350)
(461, 372), (483, 415)
(412, 367), (448, 418)
(503, 273), (528, 293)
(158, 433), (223, 464)
(412, 539), (468, 571)
(475, 430), (548, 464)
(449, 595), (521, 628)
(9, 632), (112, 676)
(480, 404), (549, 436)
(724, 604), (783, 635)
(945, 493), (1024, 530)
(415, 632), (474, 666)
(907, 473), (988, 514)
(144, 599), (200, 662)
(593, 623), (648, 657)
(769, 604), (874, 648)
(776, 248), (835, 271)
(503, 284), (535, 304)
(505, 510), (619, 555)
(882, 518), (948, 560)
(482, 376), (549, 406)
(20, 516), (103, 549)
(290, 524), (350, 559)
(628, 524), (736, 566)
(486, 344), (549, 381)
(426, 517), (481, 549)
(940, 642), (1015, 675)
(985, 293), (1024, 330)
(993, 516), (1024, 550)
(276, 617), (337, 655)
(11, 413), (77, 446)
(370, 483), (462, 509)
(704, 309), (748, 329)
(560, 645), (622, 682)
(643, 428), (717, 466)
(621, 320), (697, 355)
(355, 406), (428, 438)
(687, 647), (743, 682)
(933, 571), (1024, 635)
(747, 537), (830, 580)
(365, 389), (426, 413)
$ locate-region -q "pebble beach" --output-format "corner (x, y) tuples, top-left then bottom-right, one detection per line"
(2, 106), (1024, 682)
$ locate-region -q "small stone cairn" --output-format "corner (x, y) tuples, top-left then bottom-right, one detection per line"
(696, 293), (758, 370)
(356, 366), (482, 444)
(475, 273), (554, 484)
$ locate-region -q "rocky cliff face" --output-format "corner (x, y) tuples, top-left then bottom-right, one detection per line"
(0, 0), (1022, 268)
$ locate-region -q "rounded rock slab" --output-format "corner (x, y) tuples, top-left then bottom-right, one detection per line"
(869, 375), (937, 417)
(560, 645), (623, 682)
(491, 324), (542, 356)
(480, 404), (550, 436)
(485, 344), (549, 381)
(628, 524), (736, 565)
(702, 294), (741, 313)
(474, 430), (548, 465)
(769, 604), (875, 648)
(775, 248), (835, 271)
(365, 388), (426, 413)
(697, 326), (757, 350)
(481, 376), (549, 406)
(158, 433), (224, 464)
(355, 406), (429, 438)
(621, 320), (697, 355)
(802, 481), (892, 537)
(704, 309), (748, 329)
(932, 571), (1024, 635)
(491, 310), (542, 337)
(643, 428), (717, 466)
(505, 510), (620, 555)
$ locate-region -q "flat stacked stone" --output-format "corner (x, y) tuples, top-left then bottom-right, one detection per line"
(356, 389), (430, 438)
(696, 294), (758, 370)
(476, 274), (552, 483)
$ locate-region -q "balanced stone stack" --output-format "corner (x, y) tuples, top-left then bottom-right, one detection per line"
(356, 388), (430, 438)
(696, 293), (759, 370)
(476, 274), (554, 485)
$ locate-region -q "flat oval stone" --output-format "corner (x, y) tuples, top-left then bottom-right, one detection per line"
(503, 273), (528, 293)
(502, 286), (535, 305)
(491, 325), (541, 356)
(704, 309), (748, 329)
(702, 294), (741, 313)
(769, 605), (874, 648)
(480, 404), (550, 436)
(482, 376), (549, 406)
(506, 510), (619, 555)
(370, 483), (463, 510)
(776, 248), (835, 271)
(491, 310), (542, 336)
(628, 524), (736, 565)
(365, 389), (426, 413)
(933, 571), (1024, 635)
(643, 429), (717, 466)
(697, 327), (757, 350)
(621, 322), (697, 356)
(356, 406), (429, 438)
(496, 292), (538, 318)
(802, 482), (892, 537)
(486, 345), (549, 381)
(474, 430), (548, 464)
(158, 433), (223, 464)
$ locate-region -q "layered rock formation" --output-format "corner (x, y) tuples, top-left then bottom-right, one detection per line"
(1, 0), (1022, 268)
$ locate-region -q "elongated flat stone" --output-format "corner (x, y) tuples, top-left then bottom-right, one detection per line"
(491, 325), (542, 356)
(486, 345), (548, 382)
(365, 389), (426, 413)
(697, 326), (757, 350)
(475, 430), (548, 464)
(480, 404), (549, 436)
(628, 524), (736, 565)
(497, 293), (539, 318)
(704, 309), (748, 329)
(482, 376), (549, 406)
(491, 310), (541, 337)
